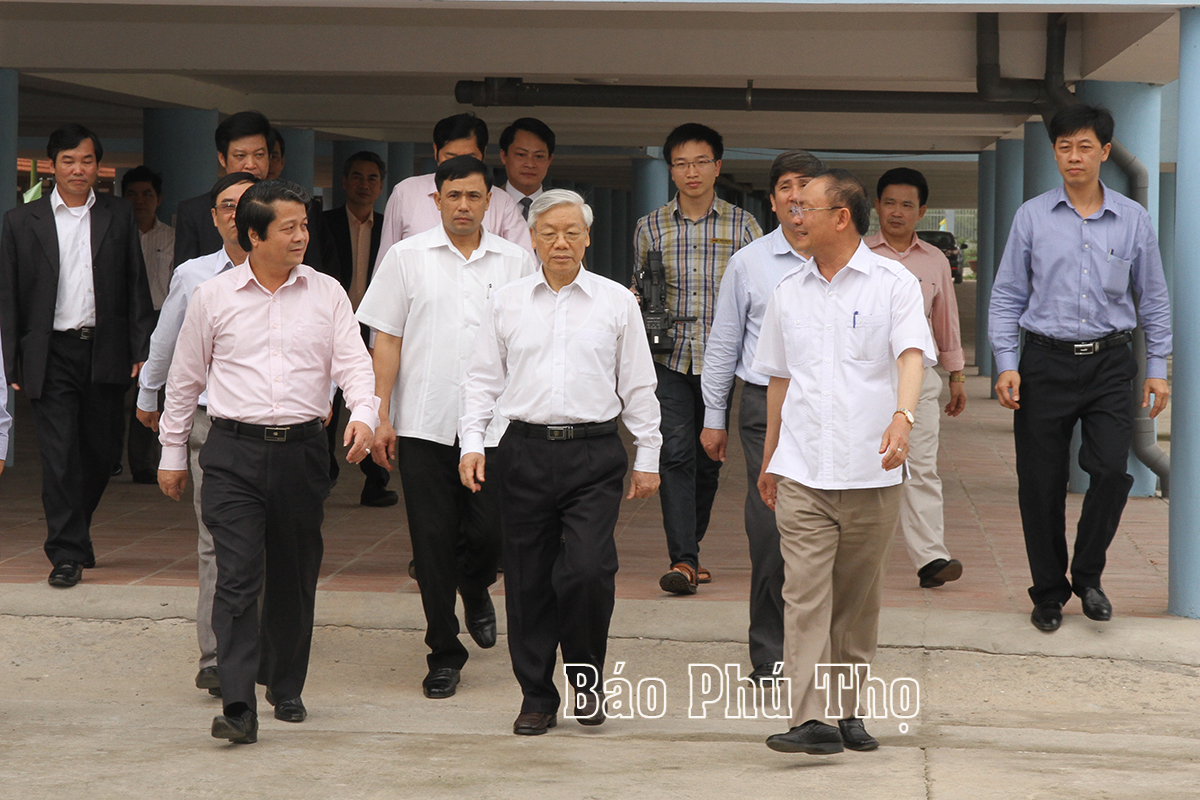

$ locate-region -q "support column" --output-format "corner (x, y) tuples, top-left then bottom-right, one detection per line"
(387, 142), (415, 196)
(591, 187), (613, 280)
(1161, 169), (1177, 306)
(1, 70), (15, 465)
(975, 149), (996, 377)
(1023, 120), (1060, 201)
(1170, 7), (1200, 618)
(330, 140), (387, 212)
(143, 107), (219, 225)
(278, 128), (315, 194)
(631, 152), (669, 222)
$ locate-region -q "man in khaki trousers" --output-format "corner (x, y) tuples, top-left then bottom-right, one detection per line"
(753, 169), (934, 755)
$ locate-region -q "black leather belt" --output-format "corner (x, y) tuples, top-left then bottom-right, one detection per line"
(53, 327), (95, 340)
(210, 416), (324, 443)
(508, 419), (618, 441)
(1025, 330), (1132, 356)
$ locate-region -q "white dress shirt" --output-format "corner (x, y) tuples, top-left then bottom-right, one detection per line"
(460, 267), (663, 473)
(140, 218), (176, 310)
(50, 186), (97, 331)
(356, 225), (536, 447)
(138, 247), (239, 413)
(701, 226), (806, 428)
(504, 182), (543, 218)
(752, 241), (936, 490)
(373, 173), (534, 272)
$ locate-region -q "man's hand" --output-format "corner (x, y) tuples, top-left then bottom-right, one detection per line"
(879, 415), (912, 471)
(945, 376), (967, 417)
(757, 471), (777, 511)
(995, 370), (1021, 410)
(626, 470), (660, 499)
(459, 453), (486, 492)
(131, 361), (144, 379)
(344, 421), (373, 464)
(0, 458), (5, 476)
(136, 408), (160, 432)
(371, 420), (397, 470)
(1143, 378), (1170, 419)
(700, 427), (728, 462)
(159, 469), (188, 500)
(323, 408), (334, 428)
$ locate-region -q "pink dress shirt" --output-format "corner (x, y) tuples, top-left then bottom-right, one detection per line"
(158, 262), (381, 471)
(864, 232), (965, 372)
(373, 173), (533, 272)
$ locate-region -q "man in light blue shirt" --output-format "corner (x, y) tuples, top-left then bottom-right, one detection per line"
(700, 150), (823, 683)
(988, 104), (1171, 633)
(136, 172), (257, 696)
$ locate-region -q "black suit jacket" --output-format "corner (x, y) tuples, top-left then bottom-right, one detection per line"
(0, 192), (156, 399)
(174, 191), (340, 278)
(322, 205), (384, 291)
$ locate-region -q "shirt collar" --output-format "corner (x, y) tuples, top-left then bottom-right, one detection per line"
(233, 260), (308, 293)
(430, 223), (505, 264)
(505, 182), (543, 204)
(797, 239), (874, 282)
(50, 185), (96, 214)
(863, 230), (919, 257)
(1050, 181), (1122, 219)
(346, 205), (374, 228)
(769, 225), (807, 259)
(533, 263), (591, 297)
(669, 194), (723, 222)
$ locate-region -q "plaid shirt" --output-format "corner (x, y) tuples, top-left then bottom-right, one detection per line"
(634, 196), (762, 373)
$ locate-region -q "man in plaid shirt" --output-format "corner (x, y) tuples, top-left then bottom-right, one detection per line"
(634, 123), (762, 595)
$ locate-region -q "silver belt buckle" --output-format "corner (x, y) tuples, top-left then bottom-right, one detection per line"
(546, 425), (572, 441)
(78, 328), (94, 340)
(1074, 342), (1097, 356)
(264, 426), (288, 442)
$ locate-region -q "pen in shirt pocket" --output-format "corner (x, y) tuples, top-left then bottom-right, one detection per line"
(487, 283), (493, 299)
(853, 310), (859, 328)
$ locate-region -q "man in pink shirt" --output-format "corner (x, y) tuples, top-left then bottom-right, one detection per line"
(865, 167), (966, 589)
(157, 180), (380, 745)
(375, 113), (532, 270)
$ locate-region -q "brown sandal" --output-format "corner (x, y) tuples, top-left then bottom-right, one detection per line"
(697, 566), (711, 584)
(659, 563), (698, 595)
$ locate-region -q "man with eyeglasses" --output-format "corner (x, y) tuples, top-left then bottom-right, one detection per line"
(358, 155), (535, 702)
(634, 122), (762, 596)
(499, 118), (555, 219)
(866, 167), (966, 591)
(136, 172), (259, 698)
(700, 149), (825, 684)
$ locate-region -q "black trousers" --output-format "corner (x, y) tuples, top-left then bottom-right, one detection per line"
(121, 387), (162, 476)
(396, 436), (500, 671)
(1014, 341), (1137, 606)
(325, 389), (391, 491)
(28, 333), (126, 566)
(200, 423), (330, 713)
(499, 427), (627, 715)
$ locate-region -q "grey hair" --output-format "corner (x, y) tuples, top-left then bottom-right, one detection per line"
(527, 188), (594, 230)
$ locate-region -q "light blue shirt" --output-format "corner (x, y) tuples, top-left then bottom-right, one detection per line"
(701, 226), (807, 429)
(137, 247), (238, 412)
(988, 183), (1172, 379)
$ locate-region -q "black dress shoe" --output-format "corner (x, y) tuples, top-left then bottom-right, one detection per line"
(574, 692), (605, 726)
(195, 666), (221, 693)
(274, 697), (307, 723)
(513, 711), (557, 735)
(748, 663), (782, 685)
(423, 667), (461, 698)
(211, 710), (257, 744)
(111, 463), (123, 477)
(48, 561), (83, 588)
(81, 553), (96, 569)
(360, 486), (399, 507)
(463, 593), (497, 649)
(918, 558), (963, 588)
(1031, 600), (1063, 632)
(408, 560), (418, 581)
(1080, 587), (1112, 621)
(838, 717), (879, 751)
(766, 719), (845, 754)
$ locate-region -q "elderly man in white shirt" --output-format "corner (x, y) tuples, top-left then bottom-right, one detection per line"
(754, 170), (935, 756)
(358, 155), (536, 702)
(459, 189), (661, 737)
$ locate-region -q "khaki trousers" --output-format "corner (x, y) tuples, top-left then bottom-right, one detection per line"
(776, 478), (902, 727)
(897, 366), (951, 569)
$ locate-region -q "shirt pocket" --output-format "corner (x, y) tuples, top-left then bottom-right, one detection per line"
(782, 319), (818, 367)
(291, 323), (333, 356)
(1101, 254), (1132, 301)
(572, 328), (618, 377)
(846, 313), (888, 363)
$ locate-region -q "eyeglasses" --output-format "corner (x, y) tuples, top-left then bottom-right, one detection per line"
(216, 201), (239, 214)
(789, 205), (845, 218)
(669, 158), (717, 172)
(535, 229), (587, 244)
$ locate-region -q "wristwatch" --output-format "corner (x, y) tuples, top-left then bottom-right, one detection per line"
(948, 374), (966, 383)
(894, 408), (915, 426)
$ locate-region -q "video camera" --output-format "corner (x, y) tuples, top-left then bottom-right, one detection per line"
(635, 249), (696, 355)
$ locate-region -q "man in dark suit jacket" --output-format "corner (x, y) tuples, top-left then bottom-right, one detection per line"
(173, 113), (337, 274)
(0, 124), (155, 587)
(322, 150), (397, 507)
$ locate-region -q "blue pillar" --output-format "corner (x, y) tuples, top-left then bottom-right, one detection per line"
(611, 190), (630, 285)
(387, 142), (415, 197)
(278, 128), (315, 194)
(1170, 8), (1200, 618)
(591, 187), (613, 280)
(1023, 121), (1061, 201)
(632, 153), (669, 222)
(1161, 170), (1177, 308)
(975, 149), (996, 377)
(330, 140), (387, 212)
(143, 108), (219, 225)
(1, 70), (15, 466)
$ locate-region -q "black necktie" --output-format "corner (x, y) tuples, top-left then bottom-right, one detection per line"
(520, 197), (532, 220)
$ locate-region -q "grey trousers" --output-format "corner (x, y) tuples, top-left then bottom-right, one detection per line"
(189, 407), (216, 669)
(738, 383), (785, 670)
